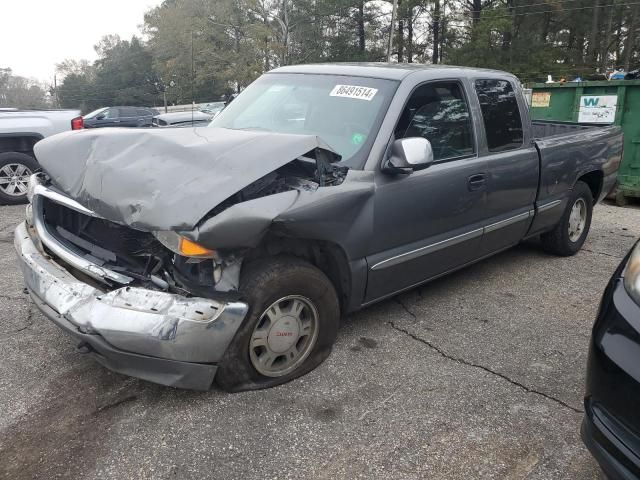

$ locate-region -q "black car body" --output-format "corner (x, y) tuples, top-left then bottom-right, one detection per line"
(83, 106), (158, 128)
(582, 240), (640, 479)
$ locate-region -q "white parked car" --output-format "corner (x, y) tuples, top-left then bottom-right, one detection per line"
(152, 111), (213, 128)
(0, 109), (82, 204)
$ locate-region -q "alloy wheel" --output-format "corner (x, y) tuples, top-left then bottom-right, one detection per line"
(0, 163), (31, 197)
(249, 295), (319, 377)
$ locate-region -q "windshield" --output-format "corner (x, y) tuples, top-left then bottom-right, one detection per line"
(84, 107), (108, 119)
(209, 73), (398, 167)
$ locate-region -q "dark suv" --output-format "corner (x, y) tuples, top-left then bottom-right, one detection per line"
(83, 106), (158, 128)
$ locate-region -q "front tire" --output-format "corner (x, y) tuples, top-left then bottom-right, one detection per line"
(0, 152), (38, 205)
(541, 181), (593, 256)
(216, 257), (340, 392)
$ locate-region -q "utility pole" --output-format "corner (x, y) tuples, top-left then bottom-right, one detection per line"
(53, 74), (59, 108)
(191, 30), (195, 122)
(387, 0), (398, 63)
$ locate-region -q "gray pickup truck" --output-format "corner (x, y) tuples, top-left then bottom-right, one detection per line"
(15, 64), (622, 391)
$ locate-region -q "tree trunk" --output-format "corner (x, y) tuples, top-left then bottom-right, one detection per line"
(397, 0), (404, 62)
(357, 0), (366, 53)
(565, 28), (575, 64)
(588, 0), (602, 65)
(439, 0), (446, 64)
(615, 6), (625, 62)
(600, 6), (614, 70)
(407, 5), (414, 63)
(624, 5), (638, 70)
(540, 12), (551, 44)
(469, 0), (482, 43)
(502, 0), (514, 64)
(432, 0), (440, 64)
(471, 0), (481, 26)
(280, 0), (290, 66)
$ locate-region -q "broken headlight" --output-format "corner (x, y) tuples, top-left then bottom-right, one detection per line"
(152, 231), (216, 259)
(624, 241), (640, 305)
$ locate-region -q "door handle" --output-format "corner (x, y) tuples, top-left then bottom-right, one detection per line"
(467, 173), (486, 191)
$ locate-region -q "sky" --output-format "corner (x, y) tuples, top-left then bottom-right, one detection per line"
(0, 0), (163, 83)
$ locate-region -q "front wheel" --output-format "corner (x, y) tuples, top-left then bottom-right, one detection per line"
(541, 181), (593, 256)
(216, 257), (340, 392)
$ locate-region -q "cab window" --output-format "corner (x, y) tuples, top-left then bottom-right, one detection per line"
(104, 108), (119, 119)
(395, 82), (474, 162)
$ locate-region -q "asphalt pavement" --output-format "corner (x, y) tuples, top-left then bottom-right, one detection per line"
(0, 201), (638, 479)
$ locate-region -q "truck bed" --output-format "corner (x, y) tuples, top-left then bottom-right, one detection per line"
(532, 120), (606, 138)
(532, 120), (622, 205)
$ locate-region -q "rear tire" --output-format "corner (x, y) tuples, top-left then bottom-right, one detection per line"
(216, 256), (340, 392)
(541, 181), (593, 256)
(0, 152), (38, 205)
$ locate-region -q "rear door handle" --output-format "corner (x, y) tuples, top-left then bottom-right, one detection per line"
(467, 173), (486, 191)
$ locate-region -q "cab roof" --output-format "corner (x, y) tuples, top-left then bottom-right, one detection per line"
(270, 63), (516, 82)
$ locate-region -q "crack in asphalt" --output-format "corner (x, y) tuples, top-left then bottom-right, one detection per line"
(95, 395), (138, 414)
(581, 248), (622, 259)
(0, 299), (34, 338)
(391, 297), (583, 414)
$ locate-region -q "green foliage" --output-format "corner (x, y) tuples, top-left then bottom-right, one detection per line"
(56, 0), (640, 109)
(57, 36), (157, 112)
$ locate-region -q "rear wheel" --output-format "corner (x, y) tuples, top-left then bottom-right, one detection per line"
(541, 181), (593, 256)
(0, 152), (38, 205)
(216, 257), (340, 392)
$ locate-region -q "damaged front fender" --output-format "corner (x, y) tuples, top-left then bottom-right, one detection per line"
(189, 190), (299, 248)
(186, 170), (376, 258)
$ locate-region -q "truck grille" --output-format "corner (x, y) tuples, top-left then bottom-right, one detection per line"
(38, 195), (167, 278)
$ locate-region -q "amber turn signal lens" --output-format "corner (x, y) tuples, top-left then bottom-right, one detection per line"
(179, 237), (214, 257)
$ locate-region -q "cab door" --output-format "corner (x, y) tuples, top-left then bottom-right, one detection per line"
(472, 79), (539, 255)
(365, 80), (489, 303)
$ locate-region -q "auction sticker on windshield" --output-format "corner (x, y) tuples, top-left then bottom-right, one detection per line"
(330, 85), (378, 101)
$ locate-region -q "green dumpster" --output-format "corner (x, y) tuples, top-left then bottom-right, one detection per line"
(530, 80), (640, 205)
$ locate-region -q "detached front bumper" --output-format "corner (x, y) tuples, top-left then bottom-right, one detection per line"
(14, 221), (248, 390)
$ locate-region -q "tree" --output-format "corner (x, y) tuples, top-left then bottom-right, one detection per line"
(0, 68), (50, 109)
(52, 0), (640, 108)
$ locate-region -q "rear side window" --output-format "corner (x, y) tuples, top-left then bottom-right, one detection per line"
(137, 108), (152, 116)
(120, 107), (138, 117)
(474, 79), (523, 152)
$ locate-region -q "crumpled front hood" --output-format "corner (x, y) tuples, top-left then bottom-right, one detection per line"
(34, 127), (337, 231)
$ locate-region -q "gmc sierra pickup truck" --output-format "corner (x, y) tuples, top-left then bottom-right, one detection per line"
(15, 64), (623, 392)
(0, 108), (82, 204)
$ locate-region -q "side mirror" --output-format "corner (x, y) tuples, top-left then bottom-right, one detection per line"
(382, 137), (434, 174)
(96, 114), (105, 120)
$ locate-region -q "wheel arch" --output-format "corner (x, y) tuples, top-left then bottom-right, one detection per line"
(241, 235), (352, 315)
(0, 133), (43, 157)
(576, 170), (603, 202)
